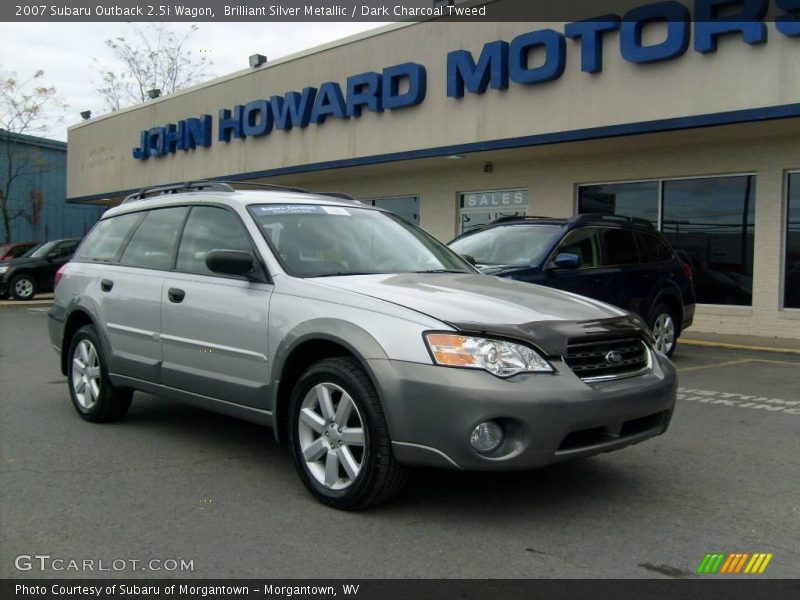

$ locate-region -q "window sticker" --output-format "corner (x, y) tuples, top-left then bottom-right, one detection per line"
(253, 205), (324, 215)
(321, 206), (350, 216)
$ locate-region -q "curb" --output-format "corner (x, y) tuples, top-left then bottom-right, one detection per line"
(0, 301), (53, 310)
(681, 338), (800, 356)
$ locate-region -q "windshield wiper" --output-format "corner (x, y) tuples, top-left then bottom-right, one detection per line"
(411, 269), (467, 274)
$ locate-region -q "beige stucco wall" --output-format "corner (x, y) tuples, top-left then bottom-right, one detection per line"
(67, 16), (800, 200)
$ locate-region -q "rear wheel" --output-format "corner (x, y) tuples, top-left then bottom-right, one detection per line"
(289, 357), (407, 510)
(67, 325), (132, 422)
(10, 274), (36, 300)
(650, 304), (678, 357)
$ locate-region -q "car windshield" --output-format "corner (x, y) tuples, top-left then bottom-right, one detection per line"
(249, 204), (473, 277)
(449, 224), (563, 267)
(26, 241), (56, 258)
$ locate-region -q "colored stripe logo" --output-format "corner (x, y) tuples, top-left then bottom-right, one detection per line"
(697, 553), (773, 574)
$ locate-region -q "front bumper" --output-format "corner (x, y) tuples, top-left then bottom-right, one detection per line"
(370, 349), (676, 470)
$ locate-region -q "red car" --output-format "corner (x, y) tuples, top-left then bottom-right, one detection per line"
(0, 241), (39, 261)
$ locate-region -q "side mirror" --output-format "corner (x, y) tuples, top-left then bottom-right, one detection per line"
(47, 250), (60, 260)
(551, 253), (581, 270)
(460, 254), (477, 266)
(206, 249), (261, 279)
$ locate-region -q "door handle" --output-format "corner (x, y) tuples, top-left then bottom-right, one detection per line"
(168, 288), (186, 303)
(100, 279), (114, 292)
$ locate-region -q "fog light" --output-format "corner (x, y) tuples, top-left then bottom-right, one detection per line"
(470, 421), (504, 454)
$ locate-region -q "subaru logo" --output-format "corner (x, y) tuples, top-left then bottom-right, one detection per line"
(605, 351), (623, 365)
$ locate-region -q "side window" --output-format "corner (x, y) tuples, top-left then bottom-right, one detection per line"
(600, 228), (639, 266)
(554, 228), (601, 268)
(76, 213), (143, 262)
(60, 241), (80, 257)
(120, 207), (188, 270)
(176, 206), (253, 275)
(636, 232), (673, 263)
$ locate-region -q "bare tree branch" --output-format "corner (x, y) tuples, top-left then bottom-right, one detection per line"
(93, 24), (212, 112)
(0, 67), (68, 242)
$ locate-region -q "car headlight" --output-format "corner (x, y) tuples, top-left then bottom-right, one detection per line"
(425, 333), (553, 377)
(0, 265), (9, 275)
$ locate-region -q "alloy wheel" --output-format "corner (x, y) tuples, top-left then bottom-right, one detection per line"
(652, 313), (676, 355)
(71, 339), (102, 410)
(14, 278), (34, 299)
(297, 382), (366, 490)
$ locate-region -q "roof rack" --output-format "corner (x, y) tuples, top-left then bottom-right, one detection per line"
(213, 180), (310, 194)
(490, 215), (562, 224)
(315, 192), (355, 201)
(569, 213), (656, 230)
(123, 181), (234, 203)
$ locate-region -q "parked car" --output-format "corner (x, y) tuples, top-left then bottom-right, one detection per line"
(449, 215), (696, 356)
(0, 241), (39, 261)
(49, 182), (676, 510)
(0, 238), (82, 300)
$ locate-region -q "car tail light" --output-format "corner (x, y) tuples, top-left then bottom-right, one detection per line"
(54, 264), (68, 289)
(681, 262), (693, 280)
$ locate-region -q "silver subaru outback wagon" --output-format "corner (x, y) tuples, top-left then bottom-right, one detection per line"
(49, 182), (676, 509)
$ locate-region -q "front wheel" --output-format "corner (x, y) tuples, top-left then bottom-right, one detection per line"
(289, 357), (407, 510)
(67, 325), (132, 422)
(650, 304), (678, 357)
(10, 274), (36, 300)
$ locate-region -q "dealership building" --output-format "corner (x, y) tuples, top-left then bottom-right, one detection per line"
(66, 2), (800, 339)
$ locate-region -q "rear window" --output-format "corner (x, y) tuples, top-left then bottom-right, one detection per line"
(75, 213), (143, 263)
(636, 232), (673, 263)
(600, 228), (639, 266)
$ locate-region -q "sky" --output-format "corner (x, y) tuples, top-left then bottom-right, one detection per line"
(0, 22), (389, 141)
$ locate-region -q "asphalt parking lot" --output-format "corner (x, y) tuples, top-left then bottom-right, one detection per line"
(1, 306), (798, 579)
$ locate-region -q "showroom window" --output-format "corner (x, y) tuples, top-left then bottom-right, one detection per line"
(577, 181), (659, 224)
(578, 175), (756, 306)
(363, 196), (420, 224)
(459, 189), (529, 234)
(786, 173), (800, 309)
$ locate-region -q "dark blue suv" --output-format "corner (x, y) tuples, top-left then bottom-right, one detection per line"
(449, 214), (696, 356)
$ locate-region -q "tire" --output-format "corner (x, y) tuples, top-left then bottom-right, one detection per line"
(289, 357), (408, 510)
(10, 274), (36, 300)
(67, 325), (132, 422)
(650, 303), (678, 357)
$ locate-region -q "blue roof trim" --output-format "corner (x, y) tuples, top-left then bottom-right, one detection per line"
(66, 102), (800, 204)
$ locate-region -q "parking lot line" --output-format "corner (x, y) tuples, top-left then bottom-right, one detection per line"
(677, 359), (753, 373)
(677, 357), (800, 373)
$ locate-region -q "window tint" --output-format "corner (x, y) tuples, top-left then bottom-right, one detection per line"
(57, 240), (80, 257)
(177, 206), (253, 275)
(554, 228), (601, 268)
(75, 213), (142, 262)
(120, 207), (188, 270)
(636, 232), (673, 263)
(600, 228), (639, 265)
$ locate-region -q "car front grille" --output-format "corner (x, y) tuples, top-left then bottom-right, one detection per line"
(564, 335), (650, 382)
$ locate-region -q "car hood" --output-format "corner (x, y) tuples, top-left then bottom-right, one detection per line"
(313, 273), (624, 326)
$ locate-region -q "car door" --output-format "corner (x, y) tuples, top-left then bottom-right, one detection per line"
(103, 207), (189, 381)
(597, 227), (649, 315)
(160, 205), (272, 410)
(543, 227), (615, 303)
